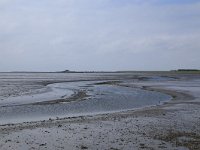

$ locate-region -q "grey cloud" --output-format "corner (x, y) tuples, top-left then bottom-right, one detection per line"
(0, 0), (200, 71)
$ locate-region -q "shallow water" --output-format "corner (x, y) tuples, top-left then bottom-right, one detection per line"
(0, 74), (172, 125)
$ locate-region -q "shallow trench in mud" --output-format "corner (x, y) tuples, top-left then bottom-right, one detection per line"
(0, 81), (171, 125)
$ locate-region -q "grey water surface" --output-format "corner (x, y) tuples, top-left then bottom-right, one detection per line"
(0, 73), (172, 125)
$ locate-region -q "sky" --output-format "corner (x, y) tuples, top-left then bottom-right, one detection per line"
(0, 0), (200, 71)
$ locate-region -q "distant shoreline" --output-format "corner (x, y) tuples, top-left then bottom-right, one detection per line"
(0, 70), (199, 74)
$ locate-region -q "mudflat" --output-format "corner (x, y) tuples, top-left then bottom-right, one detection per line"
(0, 72), (199, 150)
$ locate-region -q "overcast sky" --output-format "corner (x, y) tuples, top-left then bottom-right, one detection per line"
(0, 0), (200, 71)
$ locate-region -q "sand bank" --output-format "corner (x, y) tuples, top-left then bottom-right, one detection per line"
(0, 73), (199, 150)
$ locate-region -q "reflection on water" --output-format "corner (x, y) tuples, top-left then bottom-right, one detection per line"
(0, 81), (171, 124)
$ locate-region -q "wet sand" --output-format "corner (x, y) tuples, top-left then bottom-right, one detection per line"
(0, 72), (199, 150)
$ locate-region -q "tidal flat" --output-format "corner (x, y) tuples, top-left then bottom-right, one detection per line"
(0, 72), (199, 150)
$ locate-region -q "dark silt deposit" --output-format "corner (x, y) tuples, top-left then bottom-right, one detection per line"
(0, 73), (172, 125)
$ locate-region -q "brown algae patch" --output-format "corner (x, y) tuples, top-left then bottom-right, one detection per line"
(31, 90), (89, 105)
(155, 131), (200, 150)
